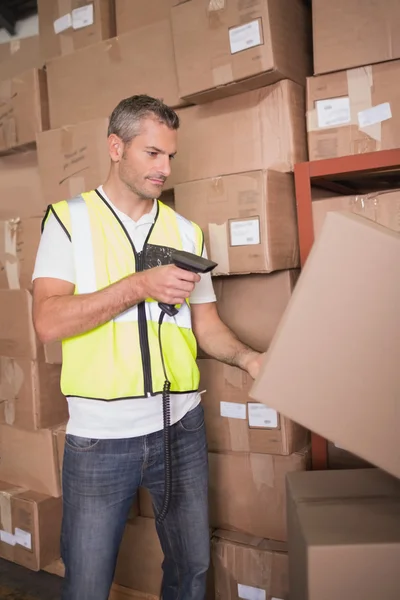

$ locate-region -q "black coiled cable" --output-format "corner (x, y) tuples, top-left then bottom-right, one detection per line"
(156, 311), (172, 525)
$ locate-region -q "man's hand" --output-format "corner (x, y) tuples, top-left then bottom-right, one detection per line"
(140, 265), (200, 305)
(241, 351), (266, 379)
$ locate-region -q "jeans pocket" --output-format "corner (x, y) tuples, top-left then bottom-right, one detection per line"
(65, 434), (100, 451)
(178, 404), (205, 432)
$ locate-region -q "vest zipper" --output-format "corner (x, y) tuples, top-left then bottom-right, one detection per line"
(136, 250), (153, 396)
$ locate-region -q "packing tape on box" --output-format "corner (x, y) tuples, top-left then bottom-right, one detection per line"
(208, 0), (225, 10)
(0, 357), (24, 426)
(0, 487), (24, 534)
(208, 223), (230, 274)
(57, 0), (74, 54)
(223, 365), (251, 452)
(9, 40), (20, 55)
(0, 219), (21, 290)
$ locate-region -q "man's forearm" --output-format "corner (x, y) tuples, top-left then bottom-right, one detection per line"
(34, 273), (146, 342)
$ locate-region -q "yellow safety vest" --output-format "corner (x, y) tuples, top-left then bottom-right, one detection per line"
(44, 189), (204, 400)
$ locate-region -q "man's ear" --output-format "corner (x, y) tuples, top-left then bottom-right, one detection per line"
(108, 134), (124, 162)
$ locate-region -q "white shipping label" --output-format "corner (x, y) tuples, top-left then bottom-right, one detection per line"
(0, 530), (16, 546)
(358, 102), (392, 128)
(14, 528), (32, 549)
(248, 403), (278, 428)
(229, 20), (262, 54)
(230, 219), (260, 246)
(220, 401), (246, 420)
(238, 583), (266, 600)
(72, 4), (94, 30)
(316, 97), (351, 128)
(53, 13), (72, 34)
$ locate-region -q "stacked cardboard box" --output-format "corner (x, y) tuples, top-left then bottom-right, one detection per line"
(307, 0), (400, 160)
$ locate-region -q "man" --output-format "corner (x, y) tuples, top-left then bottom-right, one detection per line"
(32, 95), (264, 600)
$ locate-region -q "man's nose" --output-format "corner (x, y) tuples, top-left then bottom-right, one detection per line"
(158, 154), (171, 178)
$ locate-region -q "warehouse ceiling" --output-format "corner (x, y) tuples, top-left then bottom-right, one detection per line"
(0, 0), (37, 36)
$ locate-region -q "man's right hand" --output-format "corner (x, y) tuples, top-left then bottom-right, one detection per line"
(138, 264), (201, 306)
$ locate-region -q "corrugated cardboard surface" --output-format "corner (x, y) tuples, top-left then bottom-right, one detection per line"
(0, 482), (62, 571)
(212, 271), (299, 353)
(307, 60), (400, 160)
(172, 0), (311, 103)
(0, 217), (41, 290)
(312, 190), (400, 239)
(114, 517), (163, 596)
(0, 359), (67, 430)
(0, 150), (46, 220)
(47, 21), (183, 129)
(212, 529), (288, 600)
(312, 0), (400, 75)
(209, 449), (309, 541)
(287, 469), (400, 600)
(116, 0), (176, 34)
(199, 359), (308, 455)
(327, 442), (373, 470)
(0, 68), (49, 152)
(251, 212), (400, 478)
(38, 0), (116, 61)
(0, 36), (43, 81)
(0, 290), (39, 360)
(175, 170), (299, 275)
(37, 118), (110, 205)
(0, 425), (61, 497)
(174, 81), (306, 183)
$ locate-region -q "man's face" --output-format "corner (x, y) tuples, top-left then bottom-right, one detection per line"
(116, 117), (177, 200)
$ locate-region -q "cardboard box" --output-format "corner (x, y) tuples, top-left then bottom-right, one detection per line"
(44, 342), (63, 365)
(327, 442), (373, 471)
(307, 60), (400, 161)
(209, 449), (309, 541)
(251, 212), (400, 478)
(0, 481), (62, 571)
(175, 171), (299, 275)
(212, 271), (299, 353)
(287, 468), (400, 600)
(0, 217), (41, 290)
(53, 424), (66, 478)
(312, 0), (400, 75)
(0, 36), (42, 81)
(0, 425), (61, 497)
(38, 0), (116, 61)
(0, 69), (49, 152)
(116, 0), (176, 34)
(37, 118), (110, 205)
(0, 150), (47, 220)
(174, 81), (306, 184)
(172, 0), (311, 103)
(312, 190), (400, 239)
(199, 359), (308, 455)
(47, 22), (183, 130)
(0, 290), (41, 360)
(212, 529), (288, 600)
(114, 517), (163, 596)
(0, 359), (67, 431)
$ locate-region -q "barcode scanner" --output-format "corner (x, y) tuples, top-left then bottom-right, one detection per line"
(156, 250), (217, 524)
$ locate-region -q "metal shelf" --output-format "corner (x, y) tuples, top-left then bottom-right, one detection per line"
(293, 148), (400, 469)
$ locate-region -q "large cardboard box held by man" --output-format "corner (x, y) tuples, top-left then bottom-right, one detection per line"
(0, 68), (49, 152)
(0, 481), (62, 571)
(38, 0), (116, 61)
(199, 359), (308, 455)
(307, 59), (400, 161)
(287, 469), (400, 600)
(251, 212), (400, 478)
(209, 449), (309, 542)
(212, 530), (289, 600)
(171, 0), (311, 103)
(47, 22), (183, 129)
(174, 81), (306, 183)
(175, 170), (299, 275)
(312, 0), (400, 75)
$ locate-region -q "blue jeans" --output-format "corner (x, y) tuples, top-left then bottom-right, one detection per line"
(61, 404), (209, 600)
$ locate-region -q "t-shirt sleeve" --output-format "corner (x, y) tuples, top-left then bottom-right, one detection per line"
(32, 212), (76, 284)
(189, 245), (217, 305)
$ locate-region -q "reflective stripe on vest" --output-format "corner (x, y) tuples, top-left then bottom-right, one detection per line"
(48, 190), (203, 400)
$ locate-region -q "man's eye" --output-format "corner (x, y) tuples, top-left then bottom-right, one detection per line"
(169, 155), (175, 160)
(147, 151), (158, 157)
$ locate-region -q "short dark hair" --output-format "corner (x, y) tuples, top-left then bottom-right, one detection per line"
(108, 95), (180, 143)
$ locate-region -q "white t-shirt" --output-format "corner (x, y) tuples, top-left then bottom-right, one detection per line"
(32, 187), (216, 439)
